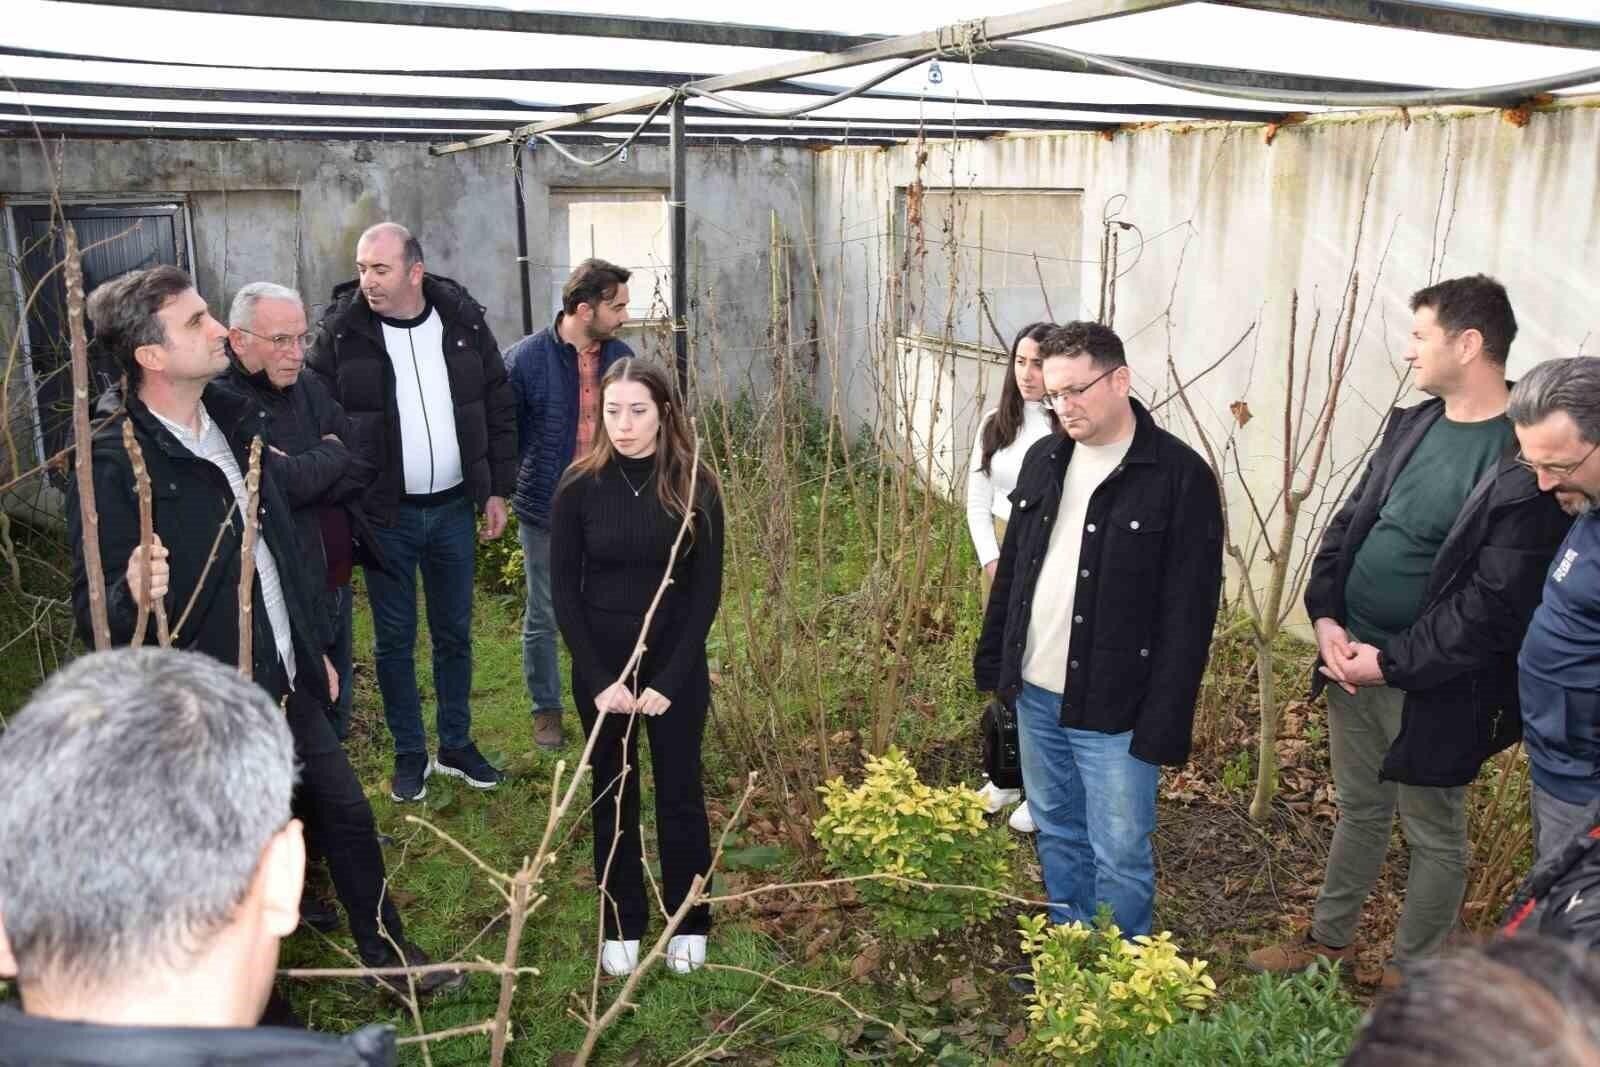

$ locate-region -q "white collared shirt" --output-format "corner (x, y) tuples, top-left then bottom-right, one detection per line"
(150, 403), (297, 688)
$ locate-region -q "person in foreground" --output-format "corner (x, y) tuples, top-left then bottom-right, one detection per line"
(0, 647), (396, 1066)
(974, 321), (1224, 944)
(1249, 275), (1569, 989)
(551, 358), (724, 977)
(1509, 357), (1600, 860)
(967, 320), (1055, 834)
(1342, 935), (1600, 1066)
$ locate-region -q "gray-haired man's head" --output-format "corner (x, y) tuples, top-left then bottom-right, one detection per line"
(1509, 357), (1600, 516)
(0, 648), (304, 1025)
(227, 281), (309, 389)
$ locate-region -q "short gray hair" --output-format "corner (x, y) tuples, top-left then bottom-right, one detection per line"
(359, 221), (424, 271)
(0, 648), (296, 994)
(228, 281), (303, 330)
(1508, 357), (1600, 444)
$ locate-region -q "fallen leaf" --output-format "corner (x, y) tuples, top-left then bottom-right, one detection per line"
(947, 975), (980, 1005)
(851, 943), (882, 980)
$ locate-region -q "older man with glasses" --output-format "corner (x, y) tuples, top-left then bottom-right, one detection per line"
(222, 282), (381, 745)
(1509, 357), (1600, 861)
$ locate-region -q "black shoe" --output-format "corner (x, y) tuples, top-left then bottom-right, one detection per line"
(300, 894), (342, 933)
(1005, 963), (1036, 996)
(390, 752), (431, 803)
(361, 940), (468, 999)
(434, 742), (504, 790)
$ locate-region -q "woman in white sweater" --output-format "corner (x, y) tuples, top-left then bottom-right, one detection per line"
(968, 321), (1055, 832)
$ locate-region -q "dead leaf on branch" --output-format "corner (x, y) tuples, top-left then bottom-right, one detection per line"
(1230, 400), (1253, 427)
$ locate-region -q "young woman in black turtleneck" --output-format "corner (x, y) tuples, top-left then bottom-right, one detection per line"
(549, 357), (724, 978)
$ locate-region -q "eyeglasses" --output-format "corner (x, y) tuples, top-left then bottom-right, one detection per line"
(1041, 365), (1117, 410)
(1516, 439), (1600, 479)
(237, 328), (313, 352)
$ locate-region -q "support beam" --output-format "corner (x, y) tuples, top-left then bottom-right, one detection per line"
(669, 94), (689, 394)
(1213, 0), (1600, 51)
(476, 0), (1191, 150)
(0, 48), (1298, 122)
(511, 140), (533, 337)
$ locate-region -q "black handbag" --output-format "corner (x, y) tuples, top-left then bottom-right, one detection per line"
(980, 695), (1023, 790)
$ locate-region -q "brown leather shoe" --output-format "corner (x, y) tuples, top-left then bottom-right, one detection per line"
(1245, 932), (1355, 974)
(533, 710), (565, 750)
(1378, 962), (1402, 991)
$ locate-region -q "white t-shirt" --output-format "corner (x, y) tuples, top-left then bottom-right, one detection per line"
(381, 307), (464, 496)
(1021, 433), (1135, 691)
(966, 403), (1054, 568)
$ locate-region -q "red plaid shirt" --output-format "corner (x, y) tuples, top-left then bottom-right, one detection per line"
(574, 341), (602, 458)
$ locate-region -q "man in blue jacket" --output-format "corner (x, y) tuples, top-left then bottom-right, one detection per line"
(503, 259), (633, 748)
(1509, 357), (1600, 860)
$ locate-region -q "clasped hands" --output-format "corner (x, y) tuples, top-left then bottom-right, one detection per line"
(1314, 617), (1385, 693)
(595, 681), (672, 716)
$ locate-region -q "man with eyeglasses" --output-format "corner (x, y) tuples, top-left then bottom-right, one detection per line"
(1508, 357), (1600, 861)
(223, 282), (379, 744)
(975, 321), (1223, 954)
(1249, 274), (1570, 989)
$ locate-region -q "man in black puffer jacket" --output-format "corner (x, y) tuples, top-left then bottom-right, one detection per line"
(308, 223), (517, 803)
(219, 281), (381, 741)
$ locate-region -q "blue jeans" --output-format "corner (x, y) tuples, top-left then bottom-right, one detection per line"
(519, 520), (563, 714)
(328, 582), (354, 740)
(1016, 681), (1160, 935)
(364, 494), (476, 757)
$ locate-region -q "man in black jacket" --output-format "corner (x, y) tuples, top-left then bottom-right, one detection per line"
(308, 223), (516, 802)
(65, 266), (461, 996)
(222, 280), (377, 741)
(0, 648), (395, 1067)
(1248, 275), (1570, 987)
(974, 322), (1224, 938)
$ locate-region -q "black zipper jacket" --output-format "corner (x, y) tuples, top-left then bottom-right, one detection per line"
(65, 386), (331, 702)
(0, 1005), (394, 1067)
(1304, 396), (1572, 786)
(974, 399), (1225, 766)
(306, 274), (517, 526)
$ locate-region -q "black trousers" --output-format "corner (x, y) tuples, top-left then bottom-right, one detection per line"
(285, 682), (405, 961)
(576, 667), (713, 941)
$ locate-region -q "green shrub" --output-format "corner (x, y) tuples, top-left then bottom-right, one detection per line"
(478, 513), (525, 595)
(1100, 959), (1362, 1066)
(812, 747), (1012, 939)
(1019, 912), (1217, 1063)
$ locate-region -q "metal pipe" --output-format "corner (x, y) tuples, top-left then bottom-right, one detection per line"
(670, 92), (688, 395)
(511, 138), (532, 337)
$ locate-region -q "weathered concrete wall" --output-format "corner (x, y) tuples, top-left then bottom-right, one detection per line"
(0, 137), (816, 486)
(816, 101), (1600, 600)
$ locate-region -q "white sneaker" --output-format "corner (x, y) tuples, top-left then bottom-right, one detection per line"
(601, 939), (640, 976)
(666, 934), (707, 975)
(1008, 801), (1037, 834)
(976, 780), (1023, 815)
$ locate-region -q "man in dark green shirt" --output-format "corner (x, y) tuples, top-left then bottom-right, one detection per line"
(1250, 275), (1569, 991)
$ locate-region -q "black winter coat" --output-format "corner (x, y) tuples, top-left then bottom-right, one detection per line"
(65, 388), (332, 703)
(307, 274), (517, 525)
(0, 1005), (394, 1067)
(973, 399), (1225, 766)
(1304, 396), (1572, 786)
(216, 354), (386, 619)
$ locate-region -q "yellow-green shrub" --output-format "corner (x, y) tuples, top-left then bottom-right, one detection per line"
(1019, 912), (1217, 1062)
(812, 747), (1012, 939)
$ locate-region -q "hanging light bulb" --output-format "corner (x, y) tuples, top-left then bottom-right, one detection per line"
(927, 59), (943, 85)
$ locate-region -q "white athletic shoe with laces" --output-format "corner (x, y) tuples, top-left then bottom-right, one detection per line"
(601, 939), (640, 976)
(1008, 801), (1037, 834)
(666, 934), (707, 975)
(976, 780), (1023, 815)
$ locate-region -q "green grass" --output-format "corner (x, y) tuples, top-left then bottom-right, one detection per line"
(280, 582), (875, 1065)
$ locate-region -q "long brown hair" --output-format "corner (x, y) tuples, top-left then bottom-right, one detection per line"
(561, 357), (719, 523)
(978, 321), (1054, 475)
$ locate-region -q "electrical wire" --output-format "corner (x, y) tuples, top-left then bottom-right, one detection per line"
(531, 92), (673, 167)
(681, 53), (938, 120)
(991, 39), (1600, 110)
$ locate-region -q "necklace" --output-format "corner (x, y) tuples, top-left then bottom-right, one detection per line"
(617, 464), (653, 498)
